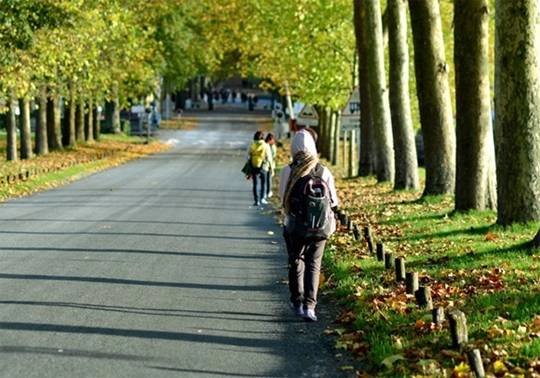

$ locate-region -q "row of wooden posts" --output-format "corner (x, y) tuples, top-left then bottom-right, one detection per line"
(336, 209), (486, 377)
(0, 149), (118, 186)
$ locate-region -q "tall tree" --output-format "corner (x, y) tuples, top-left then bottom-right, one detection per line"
(495, 0), (540, 224)
(46, 94), (63, 150)
(364, 0), (395, 182)
(388, 0), (419, 190)
(6, 95), (18, 161)
(19, 98), (33, 159)
(408, 0), (455, 195)
(353, 0), (376, 177)
(454, 0), (496, 210)
(35, 87), (49, 155)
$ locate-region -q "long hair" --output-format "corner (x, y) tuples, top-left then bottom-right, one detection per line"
(283, 151), (319, 214)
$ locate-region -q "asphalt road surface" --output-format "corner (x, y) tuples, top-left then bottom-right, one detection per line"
(0, 112), (354, 377)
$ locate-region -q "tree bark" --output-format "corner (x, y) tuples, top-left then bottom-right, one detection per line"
(364, 0), (395, 182)
(35, 87), (49, 155)
(18, 98), (33, 159)
(112, 84), (121, 133)
(388, 0), (419, 190)
(354, 0), (376, 176)
(408, 0), (456, 195)
(93, 102), (101, 141)
(85, 97), (95, 143)
(62, 83), (77, 147)
(531, 229), (540, 248)
(454, 0), (496, 210)
(6, 95), (18, 161)
(495, 0), (540, 224)
(76, 99), (85, 142)
(47, 95), (63, 150)
(331, 111), (341, 166)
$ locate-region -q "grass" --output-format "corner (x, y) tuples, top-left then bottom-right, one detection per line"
(321, 175), (540, 376)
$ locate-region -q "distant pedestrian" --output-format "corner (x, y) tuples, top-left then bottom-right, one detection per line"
(265, 133), (277, 198)
(248, 131), (273, 206)
(279, 130), (338, 322)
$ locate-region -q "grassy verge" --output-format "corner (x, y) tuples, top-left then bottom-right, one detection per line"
(275, 141), (540, 377)
(0, 134), (170, 201)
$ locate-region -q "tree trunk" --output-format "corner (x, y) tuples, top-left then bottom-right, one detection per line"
(388, 0), (419, 190)
(6, 95), (18, 161)
(531, 229), (540, 249)
(364, 0), (395, 182)
(354, 0), (376, 177)
(47, 95), (63, 150)
(495, 0), (540, 224)
(62, 83), (76, 147)
(93, 103), (101, 141)
(454, 0), (496, 210)
(35, 87), (49, 155)
(332, 111), (341, 166)
(112, 84), (121, 134)
(85, 97), (94, 143)
(76, 99), (85, 142)
(408, 0), (456, 195)
(320, 107), (331, 159)
(18, 98), (33, 159)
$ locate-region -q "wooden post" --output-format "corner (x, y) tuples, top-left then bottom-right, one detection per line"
(406, 272), (419, 294)
(353, 224), (361, 241)
(467, 349), (485, 378)
(384, 253), (395, 269)
(395, 257), (406, 281)
(448, 309), (468, 349)
(432, 307), (445, 324)
(347, 218), (353, 231)
(376, 243), (385, 261)
(363, 225), (372, 240)
(415, 286), (433, 310)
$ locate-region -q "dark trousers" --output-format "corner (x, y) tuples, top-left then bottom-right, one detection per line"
(284, 231), (326, 310)
(251, 168), (266, 203)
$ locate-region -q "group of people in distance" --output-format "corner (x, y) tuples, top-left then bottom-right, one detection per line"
(247, 131), (277, 206)
(246, 121), (339, 322)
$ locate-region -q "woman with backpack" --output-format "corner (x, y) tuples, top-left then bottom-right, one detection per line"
(279, 131), (338, 322)
(248, 131), (273, 206)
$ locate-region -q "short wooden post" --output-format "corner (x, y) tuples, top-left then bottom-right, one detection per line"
(395, 257), (406, 282)
(363, 225), (372, 240)
(376, 243), (385, 261)
(384, 253), (395, 269)
(405, 272), (419, 294)
(352, 224), (360, 241)
(448, 310), (468, 349)
(338, 211), (347, 226)
(467, 349), (485, 378)
(415, 286), (433, 310)
(367, 239), (374, 254)
(432, 307), (445, 324)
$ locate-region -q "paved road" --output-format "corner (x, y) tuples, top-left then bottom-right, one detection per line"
(0, 112), (352, 377)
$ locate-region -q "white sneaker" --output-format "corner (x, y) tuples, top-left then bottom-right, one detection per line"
(303, 308), (317, 322)
(268, 191), (273, 198)
(261, 198), (268, 205)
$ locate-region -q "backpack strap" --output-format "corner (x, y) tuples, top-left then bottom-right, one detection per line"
(311, 163), (324, 178)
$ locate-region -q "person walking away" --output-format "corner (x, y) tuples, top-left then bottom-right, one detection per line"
(265, 133), (277, 198)
(248, 131), (272, 206)
(279, 131), (338, 322)
(290, 119), (317, 156)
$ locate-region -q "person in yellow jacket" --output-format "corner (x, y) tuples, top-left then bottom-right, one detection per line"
(248, 131), (273, 206)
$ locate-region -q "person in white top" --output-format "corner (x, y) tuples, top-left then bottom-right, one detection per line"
(279, 128), (339, 322)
